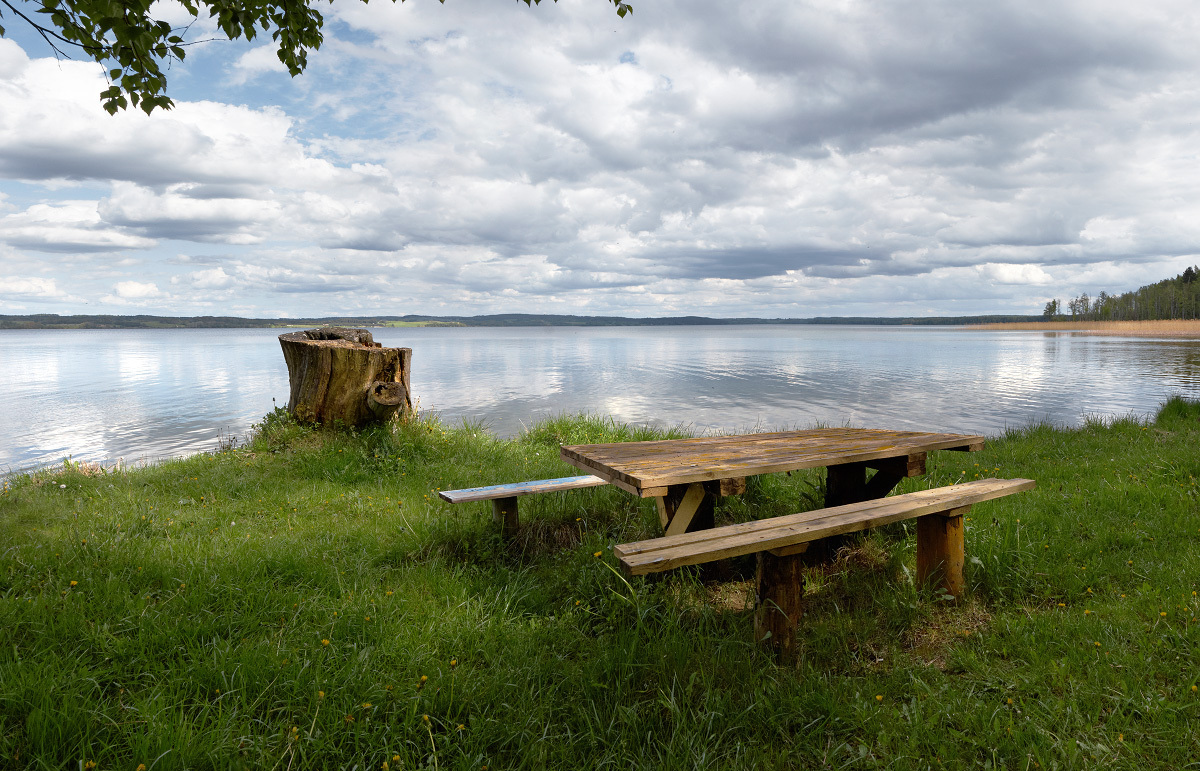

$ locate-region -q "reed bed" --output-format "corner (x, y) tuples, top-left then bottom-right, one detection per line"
(969, 319), (1200, 336)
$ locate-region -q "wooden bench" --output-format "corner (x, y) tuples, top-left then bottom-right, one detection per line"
(614, 477), (1035, 661)
(439, 475), (608, 535)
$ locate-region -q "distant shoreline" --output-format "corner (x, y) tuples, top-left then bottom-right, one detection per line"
(1, 312), (1043, 330)
(969, 319), (1200, 337)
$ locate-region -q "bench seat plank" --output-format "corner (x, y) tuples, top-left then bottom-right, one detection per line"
(439, 475), (608, 504)
(615, 477), (1034, 575)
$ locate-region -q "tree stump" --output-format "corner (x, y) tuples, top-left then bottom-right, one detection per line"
(278, 327), (412, 427)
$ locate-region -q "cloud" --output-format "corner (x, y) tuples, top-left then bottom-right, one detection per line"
(0, 202), (157, 252)
(3, 1), (1200, 317)
(0, 276), (64, 298)
(113, 281), (162, 299)
(228, 44), (289, 85)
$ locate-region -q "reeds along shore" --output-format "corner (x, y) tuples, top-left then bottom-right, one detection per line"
(3, 401), (1200, 768)
(970, 318), (1200, 336)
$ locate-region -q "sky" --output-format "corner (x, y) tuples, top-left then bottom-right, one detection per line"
(1, 0), (1198, 319)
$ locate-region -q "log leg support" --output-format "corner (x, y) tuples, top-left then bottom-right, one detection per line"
(916, 505), (968, 599)
(656, 483), (715, 535)
(755, 550), (805, 664)
(492, 497), (519, 539)
(811, 454), (928, 565)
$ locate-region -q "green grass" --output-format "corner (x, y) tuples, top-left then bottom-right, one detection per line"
(3, 400), (1200, 769)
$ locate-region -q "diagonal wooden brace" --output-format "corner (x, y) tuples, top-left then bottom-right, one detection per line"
(657, 483), (710, 535)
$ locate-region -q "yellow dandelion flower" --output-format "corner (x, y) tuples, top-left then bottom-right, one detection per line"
(393, 755), (400, 762)
(458, 723), (466, 731)
(383, 763), (389, 771)
(450, 659), (458, 668)
(344, 714), (355, 724)
(386, 590), (394, 596)
(422, 714), (430, 722)
(363, 702), (372, 709)
(593, 551), (602, 558)
(137, 765), (147, 771)
(318, 690), (325, 699)
(322, 639), (330, 646)
(70, 581), (78, 587)
(875, 695), (883, 701)
(1161, 612), (1168, 617)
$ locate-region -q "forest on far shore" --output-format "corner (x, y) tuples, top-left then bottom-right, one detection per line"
(1045, 266), (1200, 321)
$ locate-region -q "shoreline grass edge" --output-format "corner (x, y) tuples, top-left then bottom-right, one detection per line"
(3, 399), (1200, 769)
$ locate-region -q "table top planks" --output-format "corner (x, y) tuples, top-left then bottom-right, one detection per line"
(561, 427), (984, 497)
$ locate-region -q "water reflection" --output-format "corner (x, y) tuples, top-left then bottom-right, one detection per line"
(3, 326), (1200, 473)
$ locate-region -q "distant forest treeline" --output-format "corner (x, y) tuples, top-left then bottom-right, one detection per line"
(0, 313), (1043, 330)
(1046, 266), (1200, 321)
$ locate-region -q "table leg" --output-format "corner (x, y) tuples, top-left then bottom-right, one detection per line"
(657, 483), (715, 535)
(755, 549), (804, 664)
(813, 453), (929, 562)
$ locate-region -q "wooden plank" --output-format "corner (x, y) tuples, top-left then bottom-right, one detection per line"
(655, 496), (670, 529)
(614, 478), (1035, 575)
(768, 542), (809, 557)
(438, 475), (607, 504)
(561, 429), (985, 495)
(664, 483), (706, 536)
(616, 477), (1030, 561)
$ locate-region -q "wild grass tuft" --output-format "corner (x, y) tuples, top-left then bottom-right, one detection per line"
(3, 402), (1200, 768)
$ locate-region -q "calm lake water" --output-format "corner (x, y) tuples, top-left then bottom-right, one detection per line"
(4, 325), (1200, 474)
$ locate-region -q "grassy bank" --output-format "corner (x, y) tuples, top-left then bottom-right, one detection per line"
(3, 402), (1200, 769)
(969, 319), (1200, 337)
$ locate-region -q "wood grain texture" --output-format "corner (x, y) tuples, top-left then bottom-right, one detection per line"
(755, 551), (805, 664)
(916, 506), (968, 598)
(614, 478), (1034, 575)
(663, 483), (708, 536)
(562, 428), (984, 496)
(438, 475), (607, 504)
(279, 328), (411, 427)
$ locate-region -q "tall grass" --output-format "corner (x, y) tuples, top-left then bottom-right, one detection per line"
(3, 402), (1200, 768)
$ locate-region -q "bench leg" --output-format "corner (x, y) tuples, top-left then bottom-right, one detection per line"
(755, 550), (805, 664)
(492, 496), (518, 539)
(916, 505), (968, 598)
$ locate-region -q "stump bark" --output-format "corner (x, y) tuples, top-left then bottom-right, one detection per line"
(279, 327), (412, 427)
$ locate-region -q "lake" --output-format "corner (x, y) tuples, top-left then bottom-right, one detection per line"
(3, 325), (1200, 474)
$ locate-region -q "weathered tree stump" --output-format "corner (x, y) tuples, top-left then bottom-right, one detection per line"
(278, 327), (411, 427)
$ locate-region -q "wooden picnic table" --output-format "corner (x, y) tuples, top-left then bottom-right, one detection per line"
(561, 427), (984, 537)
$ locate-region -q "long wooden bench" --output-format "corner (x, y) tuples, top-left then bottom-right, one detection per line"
(614, 477), (1035, 661)
(439, 475), (608, 535)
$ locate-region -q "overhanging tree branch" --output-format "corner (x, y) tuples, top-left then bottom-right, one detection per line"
(0, 0), (631, 115)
